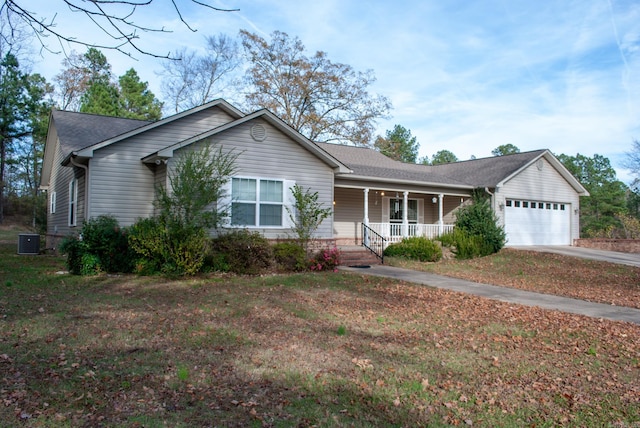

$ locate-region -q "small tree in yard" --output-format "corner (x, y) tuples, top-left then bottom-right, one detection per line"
(286, 184), (332, 254)
(129, 143), (238, 275)
(156, 143), (238, 229)
(450, 191), (506, 258)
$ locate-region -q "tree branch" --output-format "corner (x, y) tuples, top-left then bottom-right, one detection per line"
(1, 0), (239, 59)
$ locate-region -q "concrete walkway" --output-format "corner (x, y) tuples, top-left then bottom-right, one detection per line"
(339, 264), (640, 325)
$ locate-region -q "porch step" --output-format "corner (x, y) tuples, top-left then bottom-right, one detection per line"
(339, 246), (382, 267)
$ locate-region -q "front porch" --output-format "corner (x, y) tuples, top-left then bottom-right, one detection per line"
(332, 186), (466, 247)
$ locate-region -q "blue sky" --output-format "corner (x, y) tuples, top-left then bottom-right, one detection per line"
(29, 0), (640, 182)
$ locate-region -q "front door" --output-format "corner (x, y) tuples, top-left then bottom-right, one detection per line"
(389, 198), (418, 235)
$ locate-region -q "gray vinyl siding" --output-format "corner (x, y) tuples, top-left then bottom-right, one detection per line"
(46, 136), (85, 241)
(333, 188), (366, 244)
(494, 158), (581, 242)
(172, 118), (335, 239)
(87, 106), (238, 226)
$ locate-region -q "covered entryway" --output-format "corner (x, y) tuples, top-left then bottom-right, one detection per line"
(504, 199), (571, 245)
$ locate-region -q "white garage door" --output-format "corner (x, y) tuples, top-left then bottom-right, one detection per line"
(504, 200), (571, 246)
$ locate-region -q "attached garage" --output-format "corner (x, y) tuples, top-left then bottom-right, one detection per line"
(504, 199), (572, 245)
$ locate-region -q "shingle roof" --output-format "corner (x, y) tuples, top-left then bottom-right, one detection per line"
(317, 142), (546, 188)
(52, 110), (150, 156)
(50, 109), (550, 190)
(429, 150), (547, 187)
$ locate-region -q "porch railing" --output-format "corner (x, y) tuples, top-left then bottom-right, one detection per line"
(362, 223), (386, 263)
(368, 223), (455, 245)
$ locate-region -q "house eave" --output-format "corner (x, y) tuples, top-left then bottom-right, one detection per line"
(339, 174), (475, 190)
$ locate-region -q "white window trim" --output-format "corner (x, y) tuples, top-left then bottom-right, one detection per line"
(229, 176), (294, 228)
(68, 179), (78, 227)
(50, 191), (57, 214)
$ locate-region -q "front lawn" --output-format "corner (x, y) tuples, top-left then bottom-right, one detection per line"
(387, 248), (640, 309)
(0, 230), (638, 426)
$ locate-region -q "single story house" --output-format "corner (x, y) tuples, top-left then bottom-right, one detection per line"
(40, 99), (589, 253)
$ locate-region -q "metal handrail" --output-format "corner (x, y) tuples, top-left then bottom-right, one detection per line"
(362, 223), (386, 263)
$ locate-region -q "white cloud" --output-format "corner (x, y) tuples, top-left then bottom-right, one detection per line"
(25, 0), (640, 183)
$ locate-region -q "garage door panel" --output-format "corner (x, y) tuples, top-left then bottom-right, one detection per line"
(504, 200), (570, 246)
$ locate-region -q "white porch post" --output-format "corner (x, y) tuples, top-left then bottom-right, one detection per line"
(363, 188), (369, 245)
(438, 193), (444, 235)
(402, 191), (409, 238)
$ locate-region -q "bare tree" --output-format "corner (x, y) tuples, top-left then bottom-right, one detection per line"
(240, 30), (391, 146)
(160, 33), (241, 113)
(0, 0), (238, 59)
(625, 140), (640, 182)
(53, 51), (90, 110)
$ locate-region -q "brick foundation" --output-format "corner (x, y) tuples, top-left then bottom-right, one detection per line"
(574, 239), (640, 253)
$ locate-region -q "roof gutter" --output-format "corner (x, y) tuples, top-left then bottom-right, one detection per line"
(69, 155), (89, 221)
(341, 174), (475, 190)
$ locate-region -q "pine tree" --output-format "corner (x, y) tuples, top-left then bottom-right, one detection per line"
(118, 68), (162, 120)
(0, 53), (29, 223)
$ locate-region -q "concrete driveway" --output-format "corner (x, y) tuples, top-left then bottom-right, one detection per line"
(510, 246), (640, 268)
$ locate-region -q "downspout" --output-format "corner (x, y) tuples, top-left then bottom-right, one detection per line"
(484, 187), (494, 208)
(69, 156), (89, 222)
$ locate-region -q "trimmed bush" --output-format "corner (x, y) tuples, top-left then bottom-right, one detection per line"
(439, 229), (492, 260)
(309, 247), (342, 271)
(208, 230), (273, 275)
(58, 235), (87, 275)
(79, 215), (133, 273)
(127, 217), (166, 275)
(273, 242), (307, 272)
(59, 215), (133, 275)
(128, 217), (207, 276)
(383, 236), (442, 262)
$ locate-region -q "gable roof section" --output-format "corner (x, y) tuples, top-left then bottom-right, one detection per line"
(40, 110), (150, 188)
(431, 149), (588, 194)
(69, 99), (244, 161)
(431, 150), (546, 187)
(143, 109), (351, 173)
(54, 110), (150, 157)
(316, 144), (588, 194)
(317, 143), (472, 188)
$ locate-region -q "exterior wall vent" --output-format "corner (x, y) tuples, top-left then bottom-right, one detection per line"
(18, 234), (40, 255)
(250, 124), (267, 142)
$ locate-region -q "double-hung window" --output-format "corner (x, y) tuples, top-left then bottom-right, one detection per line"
(231, 178), (284, 227)
(68, 179), (77, 226)
(50, 191), (57, 214)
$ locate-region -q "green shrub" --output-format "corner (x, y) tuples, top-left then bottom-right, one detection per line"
(208, 230), (273, 275)
(309, 247), (342, 272)
(58, 235), (87, 275)
(438, 228), (501, 260)
(59, 215), (133, 275)
(128, 217), (165, 274)
(79, 215), (133, 273)
(128, 217), (207, 276)
(383, 236), (442, 262)
(272, 242), (307, 272)
(80, 253), (102, 275)
(442, 230), (489, 260)
(454, 195), (505, 256)
(163, 222), (207, 275)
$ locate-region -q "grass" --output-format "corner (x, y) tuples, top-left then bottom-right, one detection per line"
(0, 227), (639, 426)
(387, 248), (640, 308)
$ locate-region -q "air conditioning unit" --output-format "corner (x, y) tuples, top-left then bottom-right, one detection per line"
(18, 234), (40, 255)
